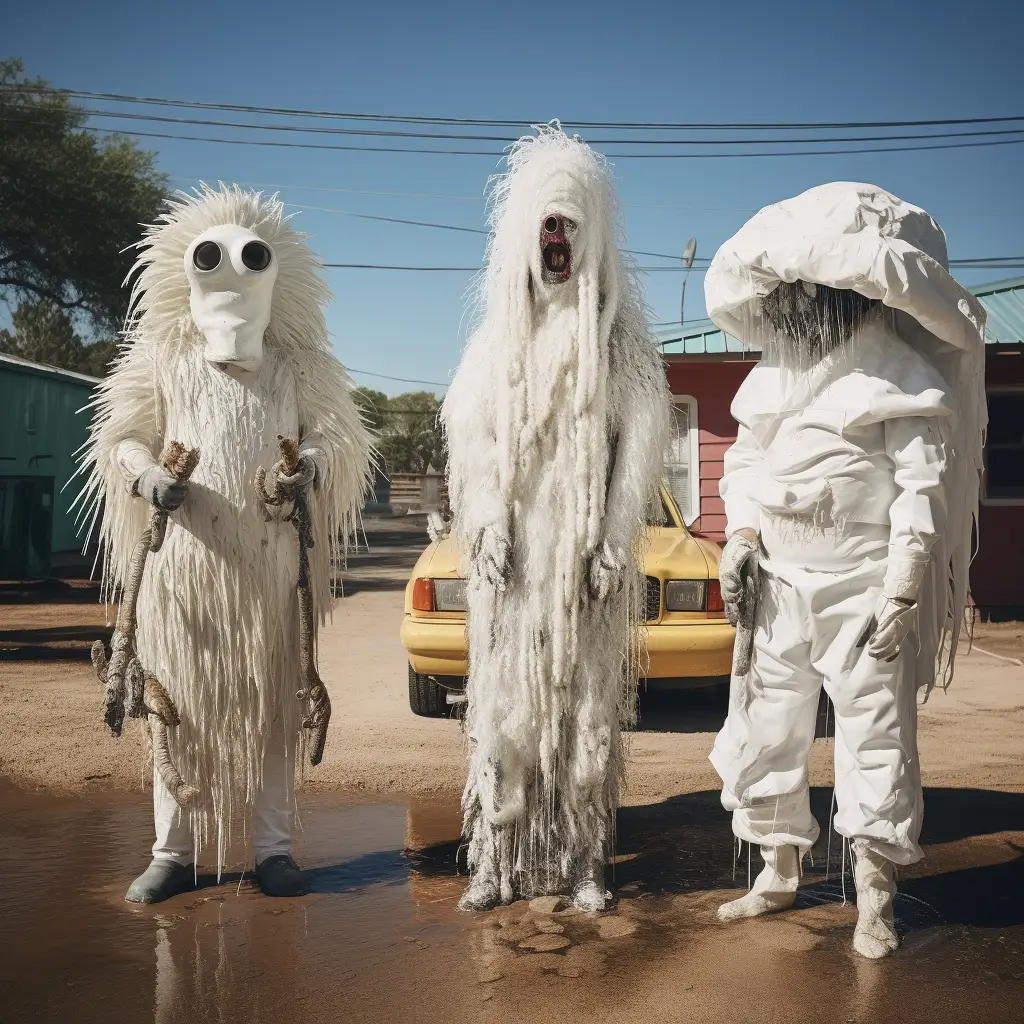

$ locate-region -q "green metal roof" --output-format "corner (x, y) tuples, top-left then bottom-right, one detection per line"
(968, 277), (1024, 343)
(655, 318), (749, 357)
(656, 277), (1024, 355)
(0, 351), (101, 386)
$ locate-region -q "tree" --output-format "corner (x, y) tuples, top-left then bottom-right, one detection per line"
(353, 386), (389, 434)
(372, 390), (445, 475)
(0, 58), (169, 336)
(0, 298), (119, 377)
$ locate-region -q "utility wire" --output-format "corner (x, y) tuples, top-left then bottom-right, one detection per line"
(283, 203), (687, 261)
(10, 116), (1024, 159)
(34, 103), (1024, 146)
(6, 85), (1022, 132)
(324, 260), (1024, 272)
(348, 367), (448, 386)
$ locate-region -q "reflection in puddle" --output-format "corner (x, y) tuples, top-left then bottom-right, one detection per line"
(1, 784), (1022, 1023)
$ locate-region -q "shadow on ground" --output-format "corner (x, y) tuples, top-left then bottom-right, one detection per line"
(404, 785), (1024, 935)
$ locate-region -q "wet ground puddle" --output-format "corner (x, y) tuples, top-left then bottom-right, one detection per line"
(1, 783), (1023, 1023)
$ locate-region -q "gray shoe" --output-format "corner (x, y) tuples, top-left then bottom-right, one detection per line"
(125, 859), (195, 904)
(255, 855), (309, 897)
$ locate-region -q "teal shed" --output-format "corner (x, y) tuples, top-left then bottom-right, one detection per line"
(0, 353), (99, 578)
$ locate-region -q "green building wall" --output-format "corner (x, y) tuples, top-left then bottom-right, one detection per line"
(0, 356), (98, 558)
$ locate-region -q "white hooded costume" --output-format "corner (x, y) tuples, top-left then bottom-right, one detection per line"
(442, 126), (670, 911)
(77, 186), (372, 896)
(705, 182), (986, 957)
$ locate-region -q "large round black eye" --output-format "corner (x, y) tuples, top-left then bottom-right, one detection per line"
(241, 241), (272, 272)
(544, 216), (560, 233)
(192, 240), (222, 272)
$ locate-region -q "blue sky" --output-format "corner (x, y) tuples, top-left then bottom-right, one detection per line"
(7, 0), (1023, 394)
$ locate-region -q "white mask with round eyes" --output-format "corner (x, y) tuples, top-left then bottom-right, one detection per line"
(184, 224), (278, 372)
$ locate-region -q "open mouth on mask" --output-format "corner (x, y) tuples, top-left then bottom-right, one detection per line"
(540, 215), (573, 283)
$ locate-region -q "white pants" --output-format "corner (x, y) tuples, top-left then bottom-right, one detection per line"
(710, 524), (924, 866)
(152, 734), (296, 866)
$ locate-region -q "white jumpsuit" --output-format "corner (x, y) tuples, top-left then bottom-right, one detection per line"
(710, 323), (951, 866)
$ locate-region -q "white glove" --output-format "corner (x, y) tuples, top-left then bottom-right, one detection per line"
(472, 524), (512, 591)
(862, 595), (917, 662)
(719, 532), (759, 624)
(587, 540), (626, 601)
(268, 454), (317, 498)
(135, 464), (189, 512)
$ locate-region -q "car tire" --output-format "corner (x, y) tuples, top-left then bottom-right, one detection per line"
(408, 665), (460, 718)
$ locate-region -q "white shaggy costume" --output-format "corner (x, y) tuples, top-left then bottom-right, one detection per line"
(705, 182), (986, 957)
(78, 186), (372, 891)
(443, 126), (670, 911)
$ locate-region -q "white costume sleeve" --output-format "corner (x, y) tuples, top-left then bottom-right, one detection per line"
(882, 415), (947, 601)
(720, 424), (764, 539)
(108, 351), (164, 495)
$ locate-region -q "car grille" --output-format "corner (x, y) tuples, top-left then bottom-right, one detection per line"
(645, 576), (661, 622)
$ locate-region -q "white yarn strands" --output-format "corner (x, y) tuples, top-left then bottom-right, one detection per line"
(75, 185), (374, 866)
(443, 125), (670, 903)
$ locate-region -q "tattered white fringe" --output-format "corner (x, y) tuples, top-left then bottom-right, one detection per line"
(444, 125), (670, 898)
(73, 185), (374, 870)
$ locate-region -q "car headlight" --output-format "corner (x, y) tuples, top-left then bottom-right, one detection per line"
(664, 579), (707, 612)
(432, 578), (467, 612)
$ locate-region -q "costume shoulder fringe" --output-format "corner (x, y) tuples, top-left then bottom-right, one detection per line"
(70, 183), (376, 611)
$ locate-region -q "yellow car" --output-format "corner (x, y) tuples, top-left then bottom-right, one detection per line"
(401, 483), (735, 717)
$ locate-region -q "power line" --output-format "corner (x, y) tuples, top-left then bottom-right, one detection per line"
(7, 86), (1023, 132)
(169, 177), (1018, 219)
(281, 203), (686, 261)
(348, 367), (449, 386)
(11, 116), (1024, 159)
(324, 259), (1024, 272)
(42, 104), (1024, 147)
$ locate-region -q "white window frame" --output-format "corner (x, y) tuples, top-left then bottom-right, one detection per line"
(981, 386), (1024, 506)
(665, 394), (701, 526)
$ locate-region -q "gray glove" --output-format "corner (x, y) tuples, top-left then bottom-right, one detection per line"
(862, 595), (917, 662)
(472, 524), (512, 591)
(268, 454), (317, 498)
(135, 464), (189, 512)
(719, 532), (759, 624)
(587, 540), (626, 601)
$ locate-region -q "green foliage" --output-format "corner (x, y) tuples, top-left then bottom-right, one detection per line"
(353, 386), (389, 433)
(380, 390), (444, 475)
(0, 298), (119, 377)
(0, 58), (169, 335)
(352, 386), (444, 475)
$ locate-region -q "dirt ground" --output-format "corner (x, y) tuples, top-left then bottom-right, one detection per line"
(2, 515), (1023, 803)
(2, 516), (1024, 1023)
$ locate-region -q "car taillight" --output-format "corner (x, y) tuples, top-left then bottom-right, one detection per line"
(706, 579), (724, 615)
(412, 577), (435, 612)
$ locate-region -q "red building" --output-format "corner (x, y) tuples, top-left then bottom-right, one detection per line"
(656, 277), (1024, 617)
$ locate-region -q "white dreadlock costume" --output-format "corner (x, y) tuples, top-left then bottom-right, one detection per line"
(77, 186), (372, 890)
(443, 126), (670, 912)
(705, 182), (986, 958)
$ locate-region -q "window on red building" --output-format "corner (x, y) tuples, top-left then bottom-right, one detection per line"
(985, 390), (1024, 500)
(664, 396), (699, 525)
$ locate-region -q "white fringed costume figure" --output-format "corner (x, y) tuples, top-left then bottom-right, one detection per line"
(78, 186), (372, 903)
(706, 183), (986, 958)
(443, 126), (670, 912)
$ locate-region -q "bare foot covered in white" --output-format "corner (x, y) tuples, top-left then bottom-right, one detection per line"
(572, 877), (612, 912)
(852, 843), (900, 959)
(458, 872), (503, 912)
(718, 844), (800, 923)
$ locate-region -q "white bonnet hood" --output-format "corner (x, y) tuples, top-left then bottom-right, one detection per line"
(705, 181), (986, 355)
